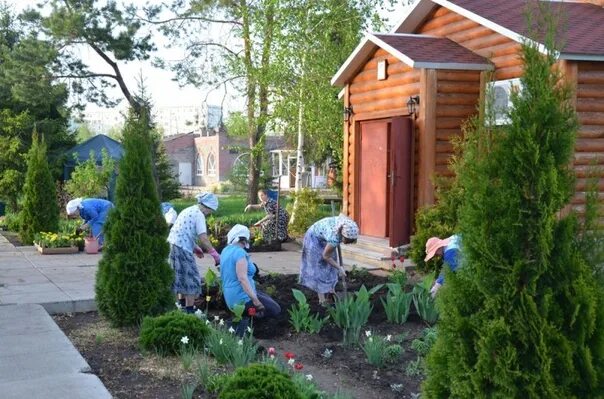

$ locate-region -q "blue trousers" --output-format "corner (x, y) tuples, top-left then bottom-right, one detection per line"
(232, 291), (281, 337)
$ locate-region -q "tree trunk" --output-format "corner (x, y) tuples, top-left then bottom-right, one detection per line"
(247, 0), (274, 204)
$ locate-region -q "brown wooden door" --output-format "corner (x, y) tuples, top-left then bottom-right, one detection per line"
(389, 117), (413, 247)
(359, 120), (389, 237)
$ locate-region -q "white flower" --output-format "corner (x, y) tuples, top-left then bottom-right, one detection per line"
(386, 335), (392, 342)
(214, 315), (220, 321)
(288, 358), (295, 366)
(238, 339), (243, 346)
(195, 309), (204, 319)
(322, 348), (333, 359)
(180, 336), (189, 345)
(368, 337), (373, 343)
(219, 319), (225, 326)
(305, 374), (313, 381)
(269, 354), (275, 359)
(365, 330), (372, 337)
(228, 327), (235, 334)
(219, 338), (223, 345)
(247, 326), (252, 333)
(205, 319), (210, 325)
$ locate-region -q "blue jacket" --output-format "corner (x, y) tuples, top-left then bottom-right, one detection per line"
(436, 235), (461, 285)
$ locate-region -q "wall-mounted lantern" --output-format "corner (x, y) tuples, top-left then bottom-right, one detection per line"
(343, 106), (354, 122)
(407, 95), (420, 115)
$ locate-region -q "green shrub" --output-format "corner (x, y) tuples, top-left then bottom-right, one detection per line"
(384, 344), (403, 363)
(19, 132), (59, 244)
(139, 311), (210, 355)
(423, 22), (604, 398)
(3, 211), (21, 232)
(411, 327), (437, 356)
(218, 364), (302, 399)
(95, 109), (174, 326)
(287, 188), (322, 237)
(65, 149), (115, 199)
(407, 175), (462, 274)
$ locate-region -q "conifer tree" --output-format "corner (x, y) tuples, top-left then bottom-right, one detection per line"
(423, 21), (604, 399)
(95, 108), (173, 327)
(19, 131), (59, 244)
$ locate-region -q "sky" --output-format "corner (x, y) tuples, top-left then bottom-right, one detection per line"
(9, 0), (410, 116)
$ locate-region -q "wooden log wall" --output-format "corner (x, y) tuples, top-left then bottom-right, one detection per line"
(344, 48), (420, 219)
(418, 7), (524, 80)
(434, 70), (481, 178)
(572, 61), (604, 215)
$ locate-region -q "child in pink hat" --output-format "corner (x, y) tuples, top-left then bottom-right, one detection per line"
(425, 235), (461, 297)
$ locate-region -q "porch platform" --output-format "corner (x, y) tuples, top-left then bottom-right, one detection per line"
(341, 235), (415, 271)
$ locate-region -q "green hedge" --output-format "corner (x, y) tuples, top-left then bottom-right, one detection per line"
(139, 311), (211, 355)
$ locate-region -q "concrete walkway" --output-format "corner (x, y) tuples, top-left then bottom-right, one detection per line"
(0, 303), (111, 399)
(0, 235), (303, 314)
(0, 234), (305, 399)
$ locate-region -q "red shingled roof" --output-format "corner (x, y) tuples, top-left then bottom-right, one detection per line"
(374, 34), (491, 65)
(447, 0), (604, 56)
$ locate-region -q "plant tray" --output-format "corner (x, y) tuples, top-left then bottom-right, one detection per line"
(34, 243), (79, 255)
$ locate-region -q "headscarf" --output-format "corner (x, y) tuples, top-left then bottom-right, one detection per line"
(336, 214), (359, 240)
(196, 192), (219, 211)
(66, 198), (83, 215)
(227, 224), (250, 248)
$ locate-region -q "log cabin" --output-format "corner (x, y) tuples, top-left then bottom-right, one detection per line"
(331, 0), (604, 266)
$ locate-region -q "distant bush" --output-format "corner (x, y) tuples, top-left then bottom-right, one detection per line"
(287, 188), (322, 237)
(139, 311), (211, 355)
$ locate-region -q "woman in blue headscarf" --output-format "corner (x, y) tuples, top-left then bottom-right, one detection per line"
(66, 198), (114, 246)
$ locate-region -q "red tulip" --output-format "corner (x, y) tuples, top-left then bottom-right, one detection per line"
(248, 307), (256, 317)
(284, 351), (295, 360)
(294, 363), (303, 370)
(399, 256), (405, 263)
(268, 347), (276, 356)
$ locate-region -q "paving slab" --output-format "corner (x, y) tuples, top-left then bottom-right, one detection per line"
(0, 304), (111, 399)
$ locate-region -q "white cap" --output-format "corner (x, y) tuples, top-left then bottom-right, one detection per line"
(196, 192), (219, 211)
(66, 198), (83, 215)
(164, 208), (177, 225)
(227, 224), (250, 248)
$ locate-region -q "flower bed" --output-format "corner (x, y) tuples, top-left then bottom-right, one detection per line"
(55, 270), (431, 398)
(34, 232), (83, 255)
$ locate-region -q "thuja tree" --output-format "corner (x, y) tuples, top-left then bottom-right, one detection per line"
(423, 31), (604, 399)
(95, 108), (173, 327)
(19, 131), (59, 244)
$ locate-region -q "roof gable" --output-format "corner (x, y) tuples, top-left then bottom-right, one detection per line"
(331, 33), (491, 86)
(65, 134), (123, 166)
(394, 0), (604, 59)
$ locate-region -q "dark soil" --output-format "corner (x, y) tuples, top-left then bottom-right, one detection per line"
(0, 230), (24, 246)
(55, 272), (428, 399)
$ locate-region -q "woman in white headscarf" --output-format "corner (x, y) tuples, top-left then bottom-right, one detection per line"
(299, 214), (359, 305)
(167, 192), (220, 313)
(220, 224), (281, 336)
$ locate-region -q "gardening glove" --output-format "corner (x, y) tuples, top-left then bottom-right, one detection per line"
(430, 282), (442, 298)
(193, 246), (204, 258)
(208, 248), (221, 265)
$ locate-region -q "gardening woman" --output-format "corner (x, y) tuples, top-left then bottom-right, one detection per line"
(424, 234), (461, 297)
(244, 189), (289, 242)
(299, 214), (359, 305)
(168, 192), (221, 314)
(220, 224), (281, 336)
(66, 198), (114, 248)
